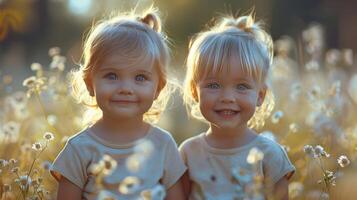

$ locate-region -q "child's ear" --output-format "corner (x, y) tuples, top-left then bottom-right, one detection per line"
(84, 78), (95, 97)
(257, 84), (267, 107)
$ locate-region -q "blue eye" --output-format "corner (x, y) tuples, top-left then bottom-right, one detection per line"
(236, 84), (249, 90)
(207, 82), (220, 89)
(135, 74), (147, 82)
(104, 73), (117, 80)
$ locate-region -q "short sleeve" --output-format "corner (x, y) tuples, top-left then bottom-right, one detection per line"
(263, 143), (295, 185)
(161, 135), (187, 189)
(50, 142), (87, 189)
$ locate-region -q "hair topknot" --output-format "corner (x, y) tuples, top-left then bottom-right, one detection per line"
(220, 15), (257, 33)
(138, 9), (162, 33)
(236, 15), (254, 30)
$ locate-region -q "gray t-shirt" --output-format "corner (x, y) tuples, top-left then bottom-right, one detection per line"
(179, 133), (295, 200)
(51, 125), (186, 199)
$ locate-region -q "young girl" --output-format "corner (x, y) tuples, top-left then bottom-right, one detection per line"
(50, 8), (186, 200)
(180, 14), (295, 199)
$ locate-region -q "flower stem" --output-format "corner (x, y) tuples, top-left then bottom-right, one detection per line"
(317, 157), (330, 193)
(34, 92), (58, 134)
(25, 142), (47, 197)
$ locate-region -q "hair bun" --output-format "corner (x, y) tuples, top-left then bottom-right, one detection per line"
(236, 15), (254, 30)
(221, 15), (255, 32)
(140, 12), (161, 33)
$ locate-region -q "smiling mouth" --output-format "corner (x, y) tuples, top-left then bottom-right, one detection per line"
(215, 109), (239, 116)
(111, 100), (137, 104)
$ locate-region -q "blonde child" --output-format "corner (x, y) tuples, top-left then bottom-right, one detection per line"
(180, 14), (295, 199)
(50, 8), (186, 200)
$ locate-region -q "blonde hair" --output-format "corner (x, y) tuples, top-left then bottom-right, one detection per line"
(70, 7), (174, 125)
(183, 13), (275, 129)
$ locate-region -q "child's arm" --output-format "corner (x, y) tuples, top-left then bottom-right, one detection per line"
(57, 177), (82, 200)
(181, 171), (191, 198)
(272, 177), (289, 200)
(165, 176), (186, 200)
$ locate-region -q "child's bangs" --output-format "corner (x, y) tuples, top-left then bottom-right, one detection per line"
(95, 25), (160, 69)
(196, 34), (268, 82)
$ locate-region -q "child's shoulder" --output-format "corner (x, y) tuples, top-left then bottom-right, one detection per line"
(178, 132), (204, 150)
(255, 134), (295, 182)
(65, 127), (94, 146)
(149, 125), (178, 144)
(253, 134), (288, 156)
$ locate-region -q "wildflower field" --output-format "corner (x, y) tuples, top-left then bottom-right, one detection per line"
(0, 15), (357, 200)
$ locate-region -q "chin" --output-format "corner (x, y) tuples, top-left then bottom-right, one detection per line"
(104, 112), (137, 119)
(209, 121), (237, 129)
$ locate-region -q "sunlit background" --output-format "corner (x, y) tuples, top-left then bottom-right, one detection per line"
(1, 0), (357, 199)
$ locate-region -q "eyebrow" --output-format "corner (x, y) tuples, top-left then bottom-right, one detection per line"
(202, 76), (253, 84)
(135, 70), (153, 76)
(98, 67), (153, 76)
(98, 67), (116, 72)
(233, 78), (253, 82)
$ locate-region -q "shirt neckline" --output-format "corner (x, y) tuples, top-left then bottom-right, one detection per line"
(86, 125), (155, 149)
(199, 132), (261, 155)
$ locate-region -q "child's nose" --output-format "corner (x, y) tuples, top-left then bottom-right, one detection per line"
(117, 80), (133, 95)
(220, 89), (235, 103)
